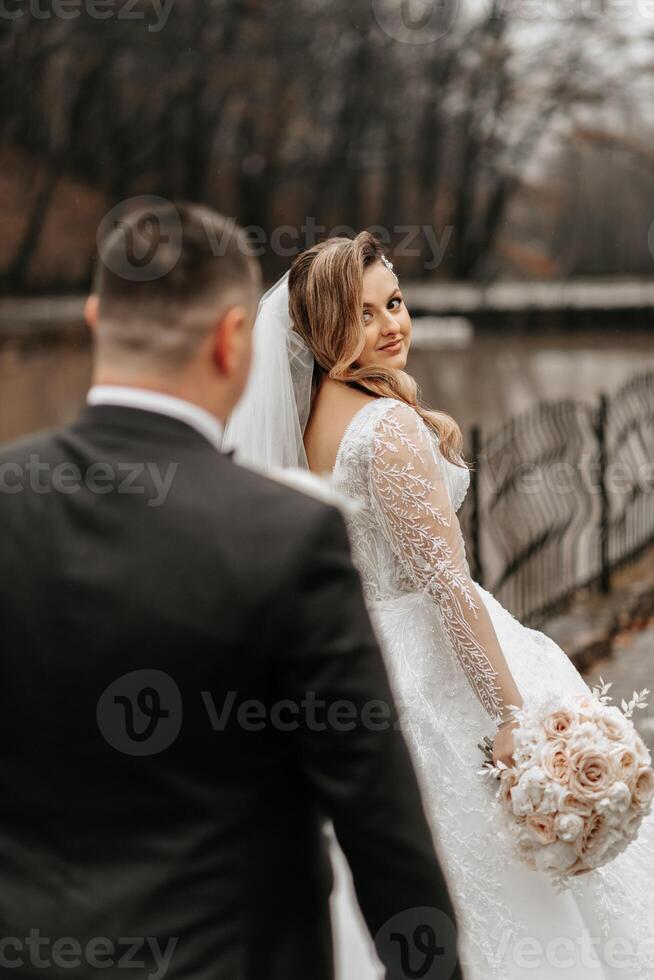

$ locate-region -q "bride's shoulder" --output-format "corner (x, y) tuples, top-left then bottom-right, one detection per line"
(305, 380), (378, 469)
(317, 377), (376, 413)
(332, 394), (429, 449)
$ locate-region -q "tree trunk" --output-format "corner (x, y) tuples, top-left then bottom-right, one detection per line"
(6, 164), (60, 289)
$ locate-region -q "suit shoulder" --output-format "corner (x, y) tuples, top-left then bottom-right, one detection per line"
(229, 460), (340, 518)
(0, 427), (63, 464)
(225, 461), (347, 547)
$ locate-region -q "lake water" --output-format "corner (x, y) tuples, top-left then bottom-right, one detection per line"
(1, 321), (653, 447)
(408, 324), (654, 439)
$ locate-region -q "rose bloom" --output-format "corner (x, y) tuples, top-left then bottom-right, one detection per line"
(559, 789), (593, 817)
(598, 706), (629, 742)
(554, 812), (585, 843)
(570, 748), (614, 800)
(511, 767), (548, 816)
(575, 811), (608, 860)
(525, 813), (557, 845)
(632, 767), (654, 811)
(570, 722), (601, 743)
(510, 784), (535, 817)
(610, 746), (639, 788)
(543, 709), (578, 740)
(541, 741), (572, 784)
(596, 781), (632, 822)
(539, 781), (566, 815)
(499, 769), (518, 806)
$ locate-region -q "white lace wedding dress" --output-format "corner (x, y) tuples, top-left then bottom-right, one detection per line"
(327, 396), (654, 980)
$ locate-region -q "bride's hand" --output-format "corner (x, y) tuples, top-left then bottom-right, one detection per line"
(493, 719), (518, 769)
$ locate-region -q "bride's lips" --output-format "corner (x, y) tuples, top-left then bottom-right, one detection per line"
(378, 337), (403, 354)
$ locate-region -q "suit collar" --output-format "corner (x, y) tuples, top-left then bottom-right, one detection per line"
(87, 385), (225, 453)
(75, 402), (234, 458)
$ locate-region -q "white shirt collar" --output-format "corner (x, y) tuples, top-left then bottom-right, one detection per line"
(87, 385), (225, 453)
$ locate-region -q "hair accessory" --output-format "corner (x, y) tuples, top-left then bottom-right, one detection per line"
(381, 254), (398, 281)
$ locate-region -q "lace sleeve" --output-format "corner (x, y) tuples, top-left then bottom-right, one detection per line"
(369, 402), (523, 723)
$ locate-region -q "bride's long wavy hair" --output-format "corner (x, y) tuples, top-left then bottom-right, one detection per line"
(288, 231), (467, 468)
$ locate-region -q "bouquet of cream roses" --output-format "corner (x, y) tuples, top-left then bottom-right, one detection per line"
(481, 681), (654, 886)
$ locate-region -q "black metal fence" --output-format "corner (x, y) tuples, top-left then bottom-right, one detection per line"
(461, 371), (654, 626)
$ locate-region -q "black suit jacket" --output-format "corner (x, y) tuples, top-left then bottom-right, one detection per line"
(0, 404), (462, 980)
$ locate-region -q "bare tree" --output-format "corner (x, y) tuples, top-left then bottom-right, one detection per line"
(1, 0), (651, 289)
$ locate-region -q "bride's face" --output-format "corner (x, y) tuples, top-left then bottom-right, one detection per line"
(354, 260), (411, 370)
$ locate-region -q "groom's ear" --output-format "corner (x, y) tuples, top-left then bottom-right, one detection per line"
(211, 305), (250, 376)
(84, 294), (99, 331)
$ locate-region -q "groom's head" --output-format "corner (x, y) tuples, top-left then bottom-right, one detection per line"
(86, 202), (261, 422)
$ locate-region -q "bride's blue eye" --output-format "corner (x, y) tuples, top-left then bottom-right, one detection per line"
(363, 309), (373, 323)
(388, 297), (401, 310)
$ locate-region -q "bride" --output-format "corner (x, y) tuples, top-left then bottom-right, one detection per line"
(224, 232), (654, 979)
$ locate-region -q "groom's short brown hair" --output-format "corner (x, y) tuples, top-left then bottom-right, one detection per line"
(93, 201), (260, 370)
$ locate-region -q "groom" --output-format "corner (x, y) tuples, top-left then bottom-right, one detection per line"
(0, 201), (463, 980)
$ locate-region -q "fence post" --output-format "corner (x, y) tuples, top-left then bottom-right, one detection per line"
(469, 425), (484, 587)
(597, 392), (610, 594)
